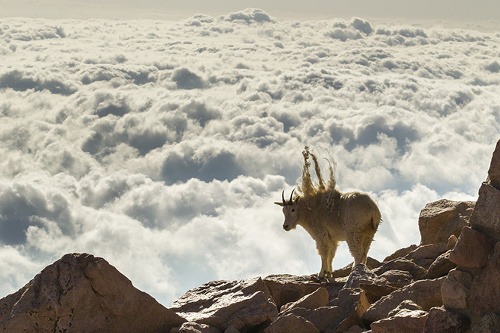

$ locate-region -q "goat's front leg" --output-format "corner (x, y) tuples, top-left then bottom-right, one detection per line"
(316, 241), (330, 279)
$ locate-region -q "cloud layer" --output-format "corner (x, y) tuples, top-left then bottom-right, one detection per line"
(1, 11), (499, 305)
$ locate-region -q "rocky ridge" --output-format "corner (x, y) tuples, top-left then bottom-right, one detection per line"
(1, 140), (499, 333)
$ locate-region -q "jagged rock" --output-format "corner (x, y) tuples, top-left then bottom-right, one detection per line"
(370, 309), (428, 333)
(263, 313), (319, 333)
(487, 140), (500, 189)
(344, 264), (379, 289)
(378, 269), (414, 288)
(363, 277), (445, 323)
(405, 243), (449, 269)
(387, 300), (423, 317)
(288, 288), (369, 333)
(470, 312), (500, 333)
(418, 199), (475, 245)
(426, 250), (456, 279)
(332, 257), (382, 278)
(345, 266), (400, 304)
(424, 306), (470, 333)
(280, 287), (329, 313)
(0, 253), (185, 333)
(383, 244), (418, 262)
(468, 242), (500, 318)
(171, 322), (222, 333)
(171, 278), (278, 331)
(470, 183), (500, 241)
(263, 274), (343, 309)
(441, 268), (473, 310)
(449, 226), (495, 269)
(373, 258), (427, 280)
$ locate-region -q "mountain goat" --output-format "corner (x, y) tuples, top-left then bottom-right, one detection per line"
(275, 147), (381, 278)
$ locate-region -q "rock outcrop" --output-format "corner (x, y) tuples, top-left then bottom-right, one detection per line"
(0, 253), (185, 333)
(1, 139), (498, 333)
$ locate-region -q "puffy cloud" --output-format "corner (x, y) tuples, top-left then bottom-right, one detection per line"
(0, 12), (498, 306)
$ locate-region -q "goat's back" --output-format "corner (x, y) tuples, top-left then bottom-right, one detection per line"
(339, 191), (381, 230)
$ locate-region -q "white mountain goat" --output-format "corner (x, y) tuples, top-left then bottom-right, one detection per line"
(275, 147), (381, 278)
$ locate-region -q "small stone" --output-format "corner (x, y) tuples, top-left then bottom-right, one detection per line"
(447, 235), (458, 249)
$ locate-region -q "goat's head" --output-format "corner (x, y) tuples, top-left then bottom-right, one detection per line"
(274, 189), (300, 231)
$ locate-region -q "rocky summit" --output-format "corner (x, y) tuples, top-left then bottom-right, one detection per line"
(1, 141), (499, 333)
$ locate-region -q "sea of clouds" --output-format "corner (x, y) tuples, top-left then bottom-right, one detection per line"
(1, 9), (499, 306)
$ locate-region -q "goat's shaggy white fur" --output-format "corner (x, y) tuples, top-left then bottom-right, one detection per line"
(275, 147), (381, 278)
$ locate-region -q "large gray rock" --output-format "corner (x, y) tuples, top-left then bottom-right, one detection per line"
(470, 183), (500, 241)
(263, 274), (342, 309)
(171, 277), (278, 331)
(441, 268), (473, 310)
(370, 309), (428, 333)
(373, 258), (427, 280)
(363, 277), (445, 323)
(469, 242), (500, 318)
(487, 140), (500, 189)
(0, 253), (185, 333)
(418, 199), (475, 245)
(263, 313), (319, 333)
(449, 226), (495, 269)
(280, 287), (329, 313)
(424, 306), (470, 333)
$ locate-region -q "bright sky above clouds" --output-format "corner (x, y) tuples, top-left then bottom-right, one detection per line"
(3, 0), (500, 23)
(0, 5), (499, 307)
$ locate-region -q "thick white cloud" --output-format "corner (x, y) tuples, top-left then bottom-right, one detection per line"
(0, 11), (498, 306)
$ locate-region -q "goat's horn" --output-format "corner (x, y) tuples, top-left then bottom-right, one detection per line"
(282, 190), (286, 205)
(289, 189), (295, 203)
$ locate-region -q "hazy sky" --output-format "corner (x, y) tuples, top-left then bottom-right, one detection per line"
(3, 0), (500, 22)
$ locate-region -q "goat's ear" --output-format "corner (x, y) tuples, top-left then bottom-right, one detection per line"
(274, 202), (284, 206)
(294, 197), (300, 204)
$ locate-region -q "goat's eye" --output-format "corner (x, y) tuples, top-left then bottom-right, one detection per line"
(291, 208), (295, 212)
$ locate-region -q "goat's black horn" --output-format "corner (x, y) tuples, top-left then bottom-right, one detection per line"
(289, 189), (295, 203)
(282, 190), (286, 205)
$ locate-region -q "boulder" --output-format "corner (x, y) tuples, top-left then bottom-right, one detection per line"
(470, 183), (500, 241)
(426, 250), (456, 279)
(468, 242), (500, 318)
(449, 226), (495, 269)
(263, 274), (341, 309)
(387, 300), (423, 317)
(288, 288), (369, 332)
(171, 278), (277, 331)
(418, 199), (475, 245)
(332, 257), (382, 278)
(373, 258), (427, 280)
(486, 139), (500, 189)
(370, 309), (428, 333)
(405, 243), (449, 269)
(263, 314), (319, 333)
(383, 244), (418, 262)
(280, 287), (329, 313)
(441, 268), (473, 310)
(0, 253), (185, 333)
(363, 277), (445, 323)
(424, 306), (470, 333)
